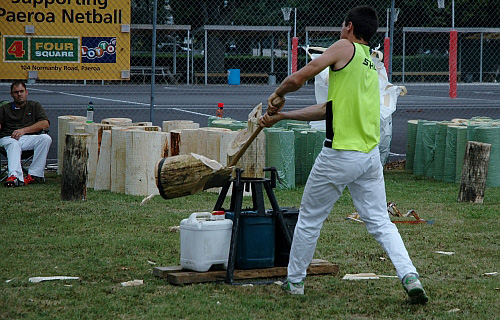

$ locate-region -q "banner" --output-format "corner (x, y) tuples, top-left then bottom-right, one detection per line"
(0, 0), (130, 80)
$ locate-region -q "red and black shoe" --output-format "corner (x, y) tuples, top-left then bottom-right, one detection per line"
(4, 176), (24, 188)
(24, 175), (46, 185)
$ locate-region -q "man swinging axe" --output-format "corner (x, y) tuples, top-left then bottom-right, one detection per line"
(260, 5), (428, 304)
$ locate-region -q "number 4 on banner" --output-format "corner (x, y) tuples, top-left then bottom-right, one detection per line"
(8, 40), (26, 58)
(5, 37), (28, 61)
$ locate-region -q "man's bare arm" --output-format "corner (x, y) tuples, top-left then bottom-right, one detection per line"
(267, 39), (354, 114)
(260, 103), (326, 128)
(11, 120), (49, 140)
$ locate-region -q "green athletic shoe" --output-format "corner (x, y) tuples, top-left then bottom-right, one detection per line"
(402, 273), (429, 304)
(282, 278), (304, 295)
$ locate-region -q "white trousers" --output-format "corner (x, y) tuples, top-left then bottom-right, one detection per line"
(287, 146), (418, 282)
(0, 134), (52, 182)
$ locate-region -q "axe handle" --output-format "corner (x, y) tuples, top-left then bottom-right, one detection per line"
(228, 126), (263, 167)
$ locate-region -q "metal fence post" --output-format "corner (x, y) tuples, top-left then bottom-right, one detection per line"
(480, 32), (483, 83)
(187, 30), (190, 85)
(173, 34), (177, 75)
(287, 30), (291, 76)
(388, 0), (396, 83)
(402, 30), (406, 83)
(271, 34), (275, 75)
(204, 28), (208, 85)
(305, 30), (309, 85)
(150, 0), (158, 123)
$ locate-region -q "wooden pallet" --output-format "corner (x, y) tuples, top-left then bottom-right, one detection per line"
(153, 259), (338, 285)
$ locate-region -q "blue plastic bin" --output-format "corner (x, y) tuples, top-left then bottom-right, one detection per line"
(225, 210), (275, 269)
(228, 69), (240, 85)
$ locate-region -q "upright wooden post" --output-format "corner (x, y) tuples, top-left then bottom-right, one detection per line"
(458, 141), (492, 203)
(170, 130), (181, 156)
(61, 133), (90, 201)
(94, 130), (113, 191)
(57, 115), (86, 174)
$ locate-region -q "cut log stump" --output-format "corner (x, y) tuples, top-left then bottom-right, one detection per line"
(61, 133), (90, 201)
(57, 115), (86, 175)
(458, 141), (492, 203)
(153, 259), (338, 285)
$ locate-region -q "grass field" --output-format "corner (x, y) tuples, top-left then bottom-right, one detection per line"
(1, 170), (498, 320)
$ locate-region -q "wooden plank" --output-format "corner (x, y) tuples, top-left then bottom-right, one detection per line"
(94, 130), (112, 191)
(101, 118), (132, 126)
(86, 123), (113, 189)
(153, 259), (338, 285)
(170, 130), (181, 156)
(110, 127), (139, 194)
(147, 131), (165, 196)
(125, 129), (150, 196)
(162, 120), (199, 133)
(179, 128), (199, 155)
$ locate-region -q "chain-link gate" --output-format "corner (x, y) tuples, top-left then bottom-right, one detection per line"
(131, 24), (191, 85)
(195, 25), (291, 85)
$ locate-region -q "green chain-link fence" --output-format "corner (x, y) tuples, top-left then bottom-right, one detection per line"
(1, 0), (499, 163)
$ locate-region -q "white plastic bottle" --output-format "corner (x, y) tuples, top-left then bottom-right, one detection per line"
(180, 212), (232, 272)
(86, 101), (94, 123)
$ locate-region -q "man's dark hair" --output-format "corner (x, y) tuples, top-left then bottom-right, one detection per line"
(345, 6), (379, 43)
(11, 81), (27, 92)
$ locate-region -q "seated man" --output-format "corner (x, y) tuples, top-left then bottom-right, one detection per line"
(0, 81), (52, 187)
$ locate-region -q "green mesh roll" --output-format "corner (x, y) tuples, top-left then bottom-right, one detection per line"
(275, 119), (307, 129)
(406, 120), (419, 172)
(208, 116), (232, 127)
(210, 118), (236, 129)
(467, 124), (478, 141)
(264, 128), (295, 189)
(474, 126), (500, 187)
(454, 127), (468, 183)
(467, 121), (492, 141)
(305, 130), (317, 182)
(313, 130), (326, 161)
(287, 122), (311, 130)
(443, 125), (459, 183)
(413, 120), (428, 176)
(422, 122), (437, 178)
(292, 129), (308, 185)
(228, 121), (247, 131)
(433, 122), (450, 181)
(470, 116), (492, 122)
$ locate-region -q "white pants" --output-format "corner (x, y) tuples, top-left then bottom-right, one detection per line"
(0, 134), (52, 182)
(287, 146), (418, 282)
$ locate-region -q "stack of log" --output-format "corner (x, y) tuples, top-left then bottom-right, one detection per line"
(58, 110), (266, 197)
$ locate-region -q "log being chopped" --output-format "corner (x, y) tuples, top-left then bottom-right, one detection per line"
(154, 103), (265, 200)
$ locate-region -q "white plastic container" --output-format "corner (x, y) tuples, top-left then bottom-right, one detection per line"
(180, 212), (233, 272)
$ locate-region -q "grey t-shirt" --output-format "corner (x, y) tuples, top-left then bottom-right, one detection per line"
(0, 101), (49, 138)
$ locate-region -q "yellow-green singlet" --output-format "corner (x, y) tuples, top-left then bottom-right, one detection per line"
(326, 42), (380, 153)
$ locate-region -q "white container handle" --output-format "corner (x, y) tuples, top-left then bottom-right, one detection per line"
(187, 212), (212, 224)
